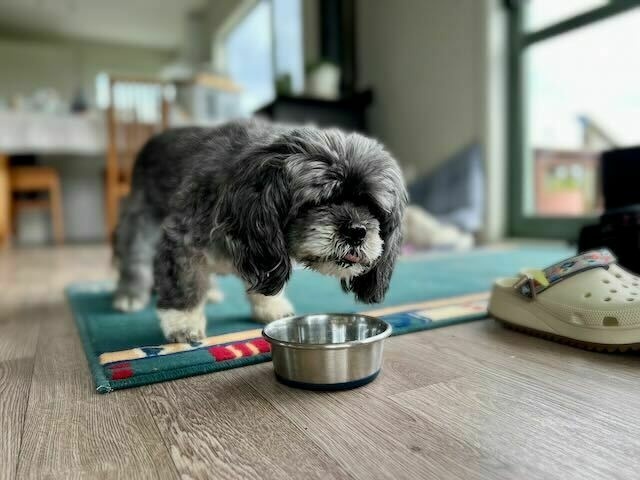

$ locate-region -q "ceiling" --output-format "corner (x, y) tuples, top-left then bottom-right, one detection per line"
(0, 0), (209, 49)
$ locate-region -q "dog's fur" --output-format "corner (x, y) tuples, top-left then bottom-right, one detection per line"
(113, 120), (407, 342)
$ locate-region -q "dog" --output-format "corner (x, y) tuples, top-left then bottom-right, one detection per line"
(113, 119), (407, 343)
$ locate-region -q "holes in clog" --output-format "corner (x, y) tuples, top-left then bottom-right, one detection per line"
(622, 284), (629, 288)
(602, 279), (610, 284)
(583, 292), (592, 298)
(628, 298), (635, 302)
(603, 316), (619, 327)
(615, 273), (622, 278)
(610, 289), (618, 293)
(604, 297), (612, 302)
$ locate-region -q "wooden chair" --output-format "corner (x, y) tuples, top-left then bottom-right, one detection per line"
(10, 165), (64, 244)
(104, 76), (169, 237)
(0, 154), (11, 248)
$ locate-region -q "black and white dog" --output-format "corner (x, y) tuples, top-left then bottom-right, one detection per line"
(113, 120), (407, 343)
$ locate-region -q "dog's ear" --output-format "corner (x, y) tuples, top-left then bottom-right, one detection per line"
(347, 217), (404, 303)
(343, 139), (408, 304)
(216, 143), (293, 296)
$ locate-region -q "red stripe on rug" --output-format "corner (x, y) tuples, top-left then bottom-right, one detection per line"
(232, 342), (253, 357)
(250, 338), (271, 353)
(109, 362), (133, 380)
(208, 346), (236, 361)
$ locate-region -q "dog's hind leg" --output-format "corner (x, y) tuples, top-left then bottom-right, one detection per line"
(154, 220), (208, 342)
(113, 192), (161, 312)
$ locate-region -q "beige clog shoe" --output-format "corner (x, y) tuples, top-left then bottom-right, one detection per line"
(488, 249), (640, 352)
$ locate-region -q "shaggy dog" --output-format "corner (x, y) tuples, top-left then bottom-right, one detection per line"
(113, 120), (407, 343)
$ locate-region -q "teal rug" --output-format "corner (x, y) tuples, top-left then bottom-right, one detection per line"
(67, 245), (572, 392)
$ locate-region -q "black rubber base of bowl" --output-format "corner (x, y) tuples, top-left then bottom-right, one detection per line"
(275, 370), (380, 391)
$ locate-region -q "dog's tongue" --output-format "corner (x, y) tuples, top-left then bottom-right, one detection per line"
(343, 253), (360, 263)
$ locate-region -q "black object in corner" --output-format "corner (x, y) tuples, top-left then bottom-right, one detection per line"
(578, 147), (640, 274)
(579, 206), (640, 274)
(255, 90), (373, 133)
(601, 147), (640, 210)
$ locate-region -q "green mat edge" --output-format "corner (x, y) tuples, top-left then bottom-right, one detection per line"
(68, 290), (114, 393)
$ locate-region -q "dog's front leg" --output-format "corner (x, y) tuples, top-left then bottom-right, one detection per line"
(206, 274), (225, 303)
(246, 287), (295, 324)
(154, 230), (208, 343)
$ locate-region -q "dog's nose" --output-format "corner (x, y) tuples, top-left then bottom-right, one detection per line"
(343, 225), (367, 245)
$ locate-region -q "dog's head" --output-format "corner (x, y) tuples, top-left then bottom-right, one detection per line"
(221, 126), (407, 303)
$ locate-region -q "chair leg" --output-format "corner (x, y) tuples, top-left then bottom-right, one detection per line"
(10, 198), (18, 235)
(105, 178), (119, 239)
(49, 178), (64, 245)
(0, 154), (10, 248)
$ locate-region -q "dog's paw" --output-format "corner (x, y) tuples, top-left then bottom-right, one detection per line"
(113, 292), (149, 312)
(158, 307), (206, 343)
(206, 288), (225, 304)
(166, 328), (205, 344)
(251, 295), (295, 324)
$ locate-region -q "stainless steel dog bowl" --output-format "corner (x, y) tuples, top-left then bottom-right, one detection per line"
(262, 314), (392, 390)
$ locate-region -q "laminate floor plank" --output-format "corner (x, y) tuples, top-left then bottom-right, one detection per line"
(15, 302), (178, 480)
(238, 361), (521, 480)
(144, 371), (353, 480)
(0, 310), (40, 480)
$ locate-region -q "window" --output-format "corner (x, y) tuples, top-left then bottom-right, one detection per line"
(224, 0), (275, 115)
(272, 0), (305, 95)
(222, 0), (304, 117)
(525, 0), (608, 31)
(95, 72), (171, 123)
(509, 0), (640, 239)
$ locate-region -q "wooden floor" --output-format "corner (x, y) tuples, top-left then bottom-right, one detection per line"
(2, 245), (640, 479)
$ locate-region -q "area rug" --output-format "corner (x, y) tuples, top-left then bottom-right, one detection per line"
(67, 245), (572, 393)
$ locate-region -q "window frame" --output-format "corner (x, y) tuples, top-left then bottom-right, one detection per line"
(507, 0), (640, 240)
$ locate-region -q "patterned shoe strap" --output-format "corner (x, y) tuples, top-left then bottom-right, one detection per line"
(514, 248), (616, 300)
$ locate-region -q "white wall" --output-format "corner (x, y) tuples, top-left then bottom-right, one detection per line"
(356, 0), (507, 241)
(0, 37), (174, 107)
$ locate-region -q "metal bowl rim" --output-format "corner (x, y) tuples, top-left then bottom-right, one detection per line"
(261, 313), (392, 350)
